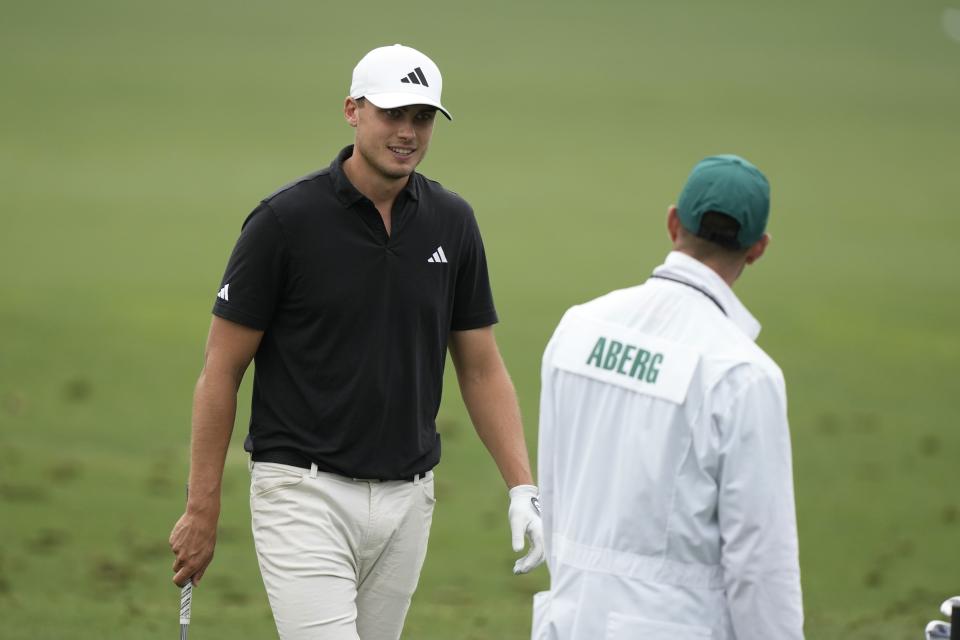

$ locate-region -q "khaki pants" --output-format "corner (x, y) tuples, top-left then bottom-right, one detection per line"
(250, 461), (436, 640)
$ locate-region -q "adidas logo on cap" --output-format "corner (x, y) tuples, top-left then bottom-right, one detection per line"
(400, 67), (429, 86)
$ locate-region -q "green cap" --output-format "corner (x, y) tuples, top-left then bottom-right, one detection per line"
(676, 154), (770, 249)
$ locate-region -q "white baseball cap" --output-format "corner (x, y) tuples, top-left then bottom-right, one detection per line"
(349, 44), (452, 120)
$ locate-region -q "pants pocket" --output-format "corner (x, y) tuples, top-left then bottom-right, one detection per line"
(250, 462), (305, 497)
(531, 591), (580, 640)
(531, 590), (552, 640)
(606, 611), (713, 640)
(418, 473), (437, 505)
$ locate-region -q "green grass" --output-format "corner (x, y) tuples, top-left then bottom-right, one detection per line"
(2, 0), (959, 638)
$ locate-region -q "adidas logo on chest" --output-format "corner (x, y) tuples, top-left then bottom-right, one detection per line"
(427, 246), (448, 263)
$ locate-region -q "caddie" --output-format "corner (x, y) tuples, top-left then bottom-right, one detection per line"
(168, 43), (544, 640)
(532, 155), (804, 639)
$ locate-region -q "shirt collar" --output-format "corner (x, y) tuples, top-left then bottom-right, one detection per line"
(329, 145), (420, 206)
(652, 251), (762, 341)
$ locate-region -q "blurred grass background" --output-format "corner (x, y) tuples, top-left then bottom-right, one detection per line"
(1, 0), (959, 638)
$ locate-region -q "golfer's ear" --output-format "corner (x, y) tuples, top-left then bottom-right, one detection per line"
(344, 97), (359, 127)
(667, 206), (681, 243)
(745, 233), (770, 265)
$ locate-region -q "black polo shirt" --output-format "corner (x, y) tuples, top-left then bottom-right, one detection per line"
(212, 145), (498, 479)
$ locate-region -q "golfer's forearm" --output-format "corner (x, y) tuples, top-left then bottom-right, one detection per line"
(460, 372), (533, 488)
(186, 370), (240, 515)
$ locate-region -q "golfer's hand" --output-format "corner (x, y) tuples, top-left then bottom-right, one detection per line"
(169, 509), (218, 587)
(508, 484), (545, 575)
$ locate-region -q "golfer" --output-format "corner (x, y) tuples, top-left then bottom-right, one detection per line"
(532, 156), (803, 639)
(168, 44), (544, 640)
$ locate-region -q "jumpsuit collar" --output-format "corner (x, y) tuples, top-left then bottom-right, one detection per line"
(653, 251), (762, 341)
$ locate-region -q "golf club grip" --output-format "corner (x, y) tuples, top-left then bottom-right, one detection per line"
(179, 484), (193, 631)
(952, 604), (959, 640)
(180, 579), (192, 625)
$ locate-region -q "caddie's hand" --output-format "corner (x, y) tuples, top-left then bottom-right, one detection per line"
(169, 509), (218, 587)
(508, 484), (545, 575)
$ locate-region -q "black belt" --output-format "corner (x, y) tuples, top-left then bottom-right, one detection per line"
(251, 449), (426, 482)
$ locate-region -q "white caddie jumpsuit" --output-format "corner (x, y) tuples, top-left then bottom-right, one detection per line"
(533, 251), (803, 640)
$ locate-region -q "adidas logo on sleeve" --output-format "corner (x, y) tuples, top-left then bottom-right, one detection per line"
(217, 284), (230, 301)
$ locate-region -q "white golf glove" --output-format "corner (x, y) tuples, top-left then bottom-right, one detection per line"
(508, 484), (545, 575)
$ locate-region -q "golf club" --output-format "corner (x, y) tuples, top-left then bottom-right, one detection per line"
(926, 620), (952, 640)
(941, 596), (960, 618)
(180, 579), (192, 640)
(938, 596), (960, 640)
(179, 484), (193, 640)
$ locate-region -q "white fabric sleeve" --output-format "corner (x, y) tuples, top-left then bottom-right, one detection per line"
(716, 368), (804, 640)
